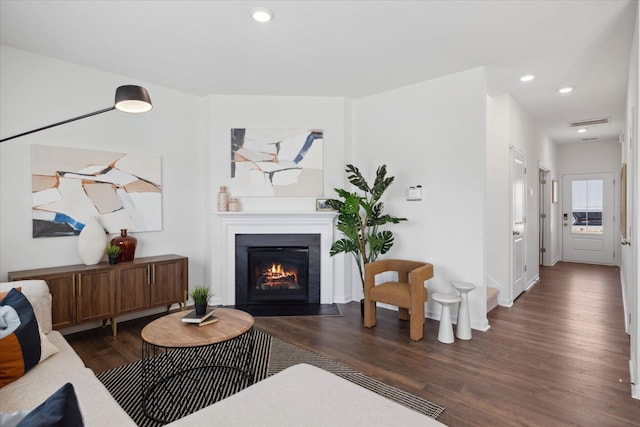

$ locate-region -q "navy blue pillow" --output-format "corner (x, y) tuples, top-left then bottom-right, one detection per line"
(17, 383), (84, 427)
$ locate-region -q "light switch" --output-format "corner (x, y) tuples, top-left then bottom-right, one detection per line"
(406, 185), (422, 201)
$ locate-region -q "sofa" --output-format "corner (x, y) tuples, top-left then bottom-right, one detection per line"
(1, 280), (446, 426)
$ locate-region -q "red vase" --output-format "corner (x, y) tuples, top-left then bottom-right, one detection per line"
(111, 229), (137, 262)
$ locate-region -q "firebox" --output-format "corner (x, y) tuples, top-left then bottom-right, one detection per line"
(235, 234), (320, 306)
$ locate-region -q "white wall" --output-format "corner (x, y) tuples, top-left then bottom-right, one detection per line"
(204, 95), (351, 304)
(486, 95), (510, 302)
(486, 93), (558, 305)
(622, 4), (639, 400)
(557, 140), (622, 174)
(508, 96), (557, 291)
(535, 124), (560, 267)
(353, 68), (489, 331)
(0, 47), (206, 292)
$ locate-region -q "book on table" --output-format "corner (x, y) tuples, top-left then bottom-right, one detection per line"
(198, 316), (218, 327)
(181, 308), (216, 323)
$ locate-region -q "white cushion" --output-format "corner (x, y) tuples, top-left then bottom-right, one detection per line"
(0, 280), (52, 334)
(168, 363), (447, 426)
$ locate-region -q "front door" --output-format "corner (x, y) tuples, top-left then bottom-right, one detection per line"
(511, 149), (526, 299)
(562, 172), (615, 265)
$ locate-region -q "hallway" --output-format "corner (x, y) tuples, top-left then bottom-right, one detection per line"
(486, 261), (635, 425)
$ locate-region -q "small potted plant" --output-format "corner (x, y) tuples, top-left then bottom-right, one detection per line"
(191, 285), (212, 316)
(105, 245), (121, 265)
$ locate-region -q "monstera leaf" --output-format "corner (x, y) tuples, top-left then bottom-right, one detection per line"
(326, 164), (406, 288)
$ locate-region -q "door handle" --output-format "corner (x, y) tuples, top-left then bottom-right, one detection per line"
(512, 230), (520, 236)
(621, 239), (631, 246)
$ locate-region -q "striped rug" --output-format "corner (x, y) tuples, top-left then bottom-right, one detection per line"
(97, 329), (445, 426)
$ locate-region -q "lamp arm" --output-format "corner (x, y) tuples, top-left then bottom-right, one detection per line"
(0, 106), (115, 143)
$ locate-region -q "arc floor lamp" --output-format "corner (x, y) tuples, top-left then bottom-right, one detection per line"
(0, 85), (152, 143)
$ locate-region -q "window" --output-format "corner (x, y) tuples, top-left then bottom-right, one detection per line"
(571, 179), (603, 234)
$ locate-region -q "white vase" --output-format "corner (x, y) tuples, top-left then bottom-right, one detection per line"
(77, 217), (107, 265)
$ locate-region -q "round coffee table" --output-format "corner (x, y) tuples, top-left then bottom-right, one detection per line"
(141, 308), (255, 423)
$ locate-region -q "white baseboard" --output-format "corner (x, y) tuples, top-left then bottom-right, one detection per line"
(498, 297), (513, 307)
(472, 319), (491, 332)
(631, 359), (639, 400)
(620, 270), (629, 335)
(526, 275), (540, 290)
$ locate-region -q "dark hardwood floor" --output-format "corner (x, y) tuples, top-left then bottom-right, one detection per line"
(67, 262), (639, 426)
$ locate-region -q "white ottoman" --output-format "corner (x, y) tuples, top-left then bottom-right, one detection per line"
(432, 293), (460, 344)
(451, 281), (475, 340)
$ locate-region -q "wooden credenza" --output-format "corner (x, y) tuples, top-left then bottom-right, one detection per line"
(8, 254), (188, 336)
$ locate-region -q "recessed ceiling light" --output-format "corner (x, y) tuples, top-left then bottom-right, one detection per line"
(251, 7), (275, 23)
(577, 129), (587, 133)
(520, 75), (535, 82)
(559, 87), (573, 94)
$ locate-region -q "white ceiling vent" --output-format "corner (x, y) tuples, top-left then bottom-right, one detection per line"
(581, 137), (598, 142)
(569, 117), (610, 127)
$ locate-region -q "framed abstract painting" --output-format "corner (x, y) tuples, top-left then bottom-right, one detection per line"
(230, 128), (323, 197)
(31, 145), (162, 237)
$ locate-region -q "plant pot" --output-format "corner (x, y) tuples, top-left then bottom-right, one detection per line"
(195, 303), (207, 316)
(108, 256), (118, 265)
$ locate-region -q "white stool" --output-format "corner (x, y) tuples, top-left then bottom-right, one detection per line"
(432, 293), (461, 344)
(451, 281), (476, 340)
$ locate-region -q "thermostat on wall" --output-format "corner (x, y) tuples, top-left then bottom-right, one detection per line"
(406, 185), (422, 201)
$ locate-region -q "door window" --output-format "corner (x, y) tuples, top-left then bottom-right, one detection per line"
(571, 179), (603, 234)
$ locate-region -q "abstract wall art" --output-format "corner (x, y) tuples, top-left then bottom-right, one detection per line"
(230, 128), (323, 196)
(31, 145), (162, 237)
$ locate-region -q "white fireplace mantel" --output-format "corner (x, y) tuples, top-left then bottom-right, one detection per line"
(218, 211), (337, 305)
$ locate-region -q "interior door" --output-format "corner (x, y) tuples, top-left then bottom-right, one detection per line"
(562, 172), (615, 265)
(511, 149), (526, 299)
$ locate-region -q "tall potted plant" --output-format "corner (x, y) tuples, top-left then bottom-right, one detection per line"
(325, 164), (407, 289)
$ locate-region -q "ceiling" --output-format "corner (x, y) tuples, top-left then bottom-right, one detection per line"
(0, 0), (636, 144)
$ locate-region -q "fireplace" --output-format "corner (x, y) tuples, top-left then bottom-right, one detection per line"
(218, 211), (336, 307)
(235, 234), (320, 306)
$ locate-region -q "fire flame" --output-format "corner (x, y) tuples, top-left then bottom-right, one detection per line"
(268, 263), (295, 280)
(257, 262), (300, 289)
